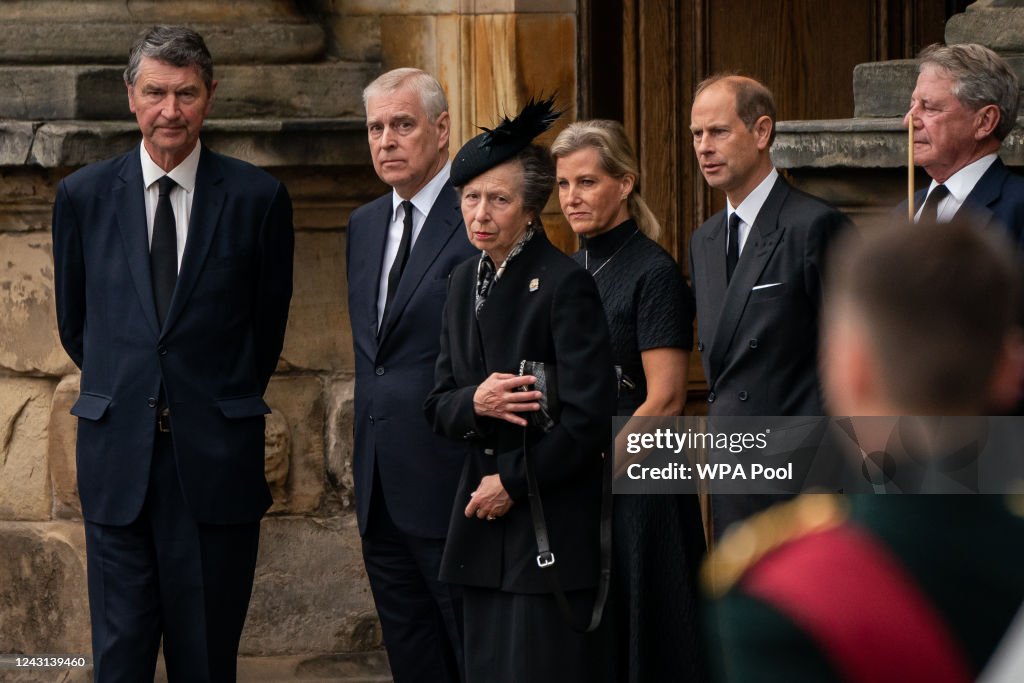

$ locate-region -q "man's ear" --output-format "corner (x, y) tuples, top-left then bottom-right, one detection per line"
(754, 115), (773, 150)
(203, 80), (218, 117)
(436, 110), (451, 151)
(974, 103), (1000, 141)
(127, 81), (136, 113)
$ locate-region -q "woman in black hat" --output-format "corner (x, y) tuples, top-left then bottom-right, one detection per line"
(424, 99), (617, 682)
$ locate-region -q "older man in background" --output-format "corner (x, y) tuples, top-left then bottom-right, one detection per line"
(905, 43), (1023, 244)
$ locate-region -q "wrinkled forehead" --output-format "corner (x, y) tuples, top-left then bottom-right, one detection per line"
(365, 86), (427, 120)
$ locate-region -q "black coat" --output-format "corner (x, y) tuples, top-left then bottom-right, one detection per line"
(425, 230), (617, 593)
(689, 176), (849, 416)
(52, 145), (294, 525)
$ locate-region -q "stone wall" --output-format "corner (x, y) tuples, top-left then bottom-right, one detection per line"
(0, 1), (578, 681)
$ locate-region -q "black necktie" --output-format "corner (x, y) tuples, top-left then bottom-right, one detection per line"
(918, 184), (950, 224)
(381, 200), (414, 330)
(151, 175), (178, 326)
(726, 212), (740, 283)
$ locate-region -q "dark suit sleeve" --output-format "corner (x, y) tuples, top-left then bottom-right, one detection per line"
(254, 181), (294, 392)
(495, 269), (617, 500)
(51, 179), (85, 369)
(802, 207), (849, 312)
(424, 285), (489, 441)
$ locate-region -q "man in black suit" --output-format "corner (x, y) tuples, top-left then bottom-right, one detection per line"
(904, 43), (1023, 245)
(52, 26), (294, 682)
(346, 68), (476, 682)
(688, 75), (848, 536)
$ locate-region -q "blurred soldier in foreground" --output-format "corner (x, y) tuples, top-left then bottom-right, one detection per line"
(703, 218), (1024, 683)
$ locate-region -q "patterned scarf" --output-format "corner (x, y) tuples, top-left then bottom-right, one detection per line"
(475, 227), (536, 318)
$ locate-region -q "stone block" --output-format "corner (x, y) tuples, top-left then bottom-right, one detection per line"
(241, 516), (380, 656)
(157, 652), (391, 682)
(0, 168), (63, 233)
(772, 117), (1024, 169)
(0, 122), (34, 166)
(0, 233), (77, 377)
(328, 15), (383, 62)
(265, 375), (327, 515)
(325, 377), (356, 511)
(0, 378), (56, 521)
(0, 22), (325, 65)
(0, 521), (91, 656)
(272, 167), (387, 231)
(279, 231), (352, 373)
(853, 60), (918, 118)
(48, 374), (82, 520)
(946, 7), (1024, 51)
(29, 120), (371, 168)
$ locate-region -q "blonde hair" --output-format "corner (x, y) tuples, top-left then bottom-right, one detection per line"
(550, 119), (661, 239)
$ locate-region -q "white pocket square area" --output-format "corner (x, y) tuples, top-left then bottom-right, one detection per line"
(752, 282), (782, 291)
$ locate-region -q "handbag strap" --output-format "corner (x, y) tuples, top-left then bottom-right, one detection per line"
(522, 428), (612, 633)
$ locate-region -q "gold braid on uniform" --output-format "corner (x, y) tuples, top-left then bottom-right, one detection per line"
(701, 494), (850, 599)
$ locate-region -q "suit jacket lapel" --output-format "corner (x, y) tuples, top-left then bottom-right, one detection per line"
(365, 199), (392, 344)
(378, 183), (462, 344)
(956, 157), (1006, 225)
(706, 178), (789, 381)
(113, 150), (161, 337)
(161, 145), (225, 337)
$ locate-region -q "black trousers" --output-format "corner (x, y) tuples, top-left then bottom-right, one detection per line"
(84, 431), (260, 682)
(361, 465), (465, 683)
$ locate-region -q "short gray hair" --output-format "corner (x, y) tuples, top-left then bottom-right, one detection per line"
(363, 68), (448, 121)
(124, 26), (214, 92)
(919, 43), (1020, 141)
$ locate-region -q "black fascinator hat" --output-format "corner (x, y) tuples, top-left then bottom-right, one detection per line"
(450, 96), (562, 187)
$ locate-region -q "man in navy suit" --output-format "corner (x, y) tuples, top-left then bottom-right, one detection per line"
(904, 43), (1023, 245)
(689, 75), (849, 537)
(346, 68), (476, 682)
(52, 26), (293, 682)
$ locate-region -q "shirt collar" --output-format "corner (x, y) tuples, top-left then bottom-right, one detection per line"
(727, 167), (779, 227)
(392, 161), (452, 222)
(140, 142), (201, 193)
(928, 153), (998, 203)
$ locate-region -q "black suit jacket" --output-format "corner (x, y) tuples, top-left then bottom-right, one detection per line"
(689, 176), (848, 416)
(52, 144), (294, 526)
(424, 231), (617, 593)
(902, 158), (1024, 250)
(346, 181), (477, 538)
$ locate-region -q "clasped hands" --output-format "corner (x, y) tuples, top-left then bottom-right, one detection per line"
(464, 373), (541, 521)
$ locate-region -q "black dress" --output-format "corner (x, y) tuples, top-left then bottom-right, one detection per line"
(574, 219), (709, 682)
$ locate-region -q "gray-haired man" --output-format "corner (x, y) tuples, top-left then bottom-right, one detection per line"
(52, 25), (294, 681)
(904, 43), (1024, 244)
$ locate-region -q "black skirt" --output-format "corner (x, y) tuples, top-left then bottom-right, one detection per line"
(463, 586), (614, 683)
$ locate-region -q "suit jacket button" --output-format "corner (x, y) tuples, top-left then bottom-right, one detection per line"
(739, 391), (749, 401)
(707, 391), (716, 403)
(375, 366), (385, 376)
(147, 397), (157, 408)
(697, 342), (705, 352)
(749, 339), (758, 349)
(369, 416), (375, 424)
(158, 345), (168, 356)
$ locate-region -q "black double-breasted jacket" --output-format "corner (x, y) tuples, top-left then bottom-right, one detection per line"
(425, 230), (617, 594)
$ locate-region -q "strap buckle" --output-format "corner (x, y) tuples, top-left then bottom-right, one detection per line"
(536, 551), (556, 568)
(157, 408), (172, 433)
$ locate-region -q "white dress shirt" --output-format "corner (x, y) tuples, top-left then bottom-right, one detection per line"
(377, 161), (452, 328)
(915, 153), (998, 223)
(726, 167), (779, 256)
(140, 142), (201, 273)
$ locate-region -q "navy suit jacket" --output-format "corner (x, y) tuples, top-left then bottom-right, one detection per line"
(690, 177), (849, 416)
(346, 181), (477, 538)
(52, 144), (294, 526)
(903, 158), (1024, 250)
